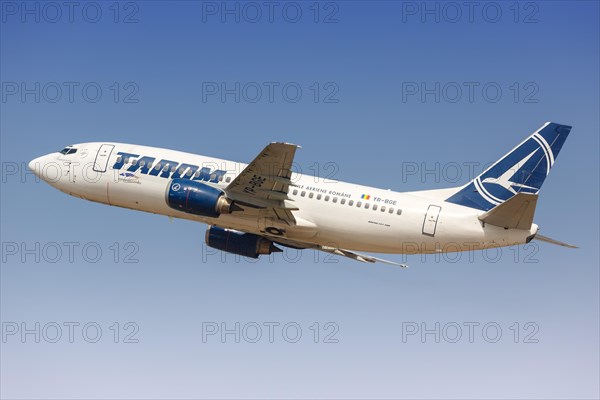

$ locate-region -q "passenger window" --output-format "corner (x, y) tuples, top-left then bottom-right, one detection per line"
(116, 156), (123, 164)
(325, 195), (330, 202)
(373, 204), (378, 211)
(332, 197), (337, 203)
(340, 198), (346, 205)
(309, 192), (314, 199)
(357, 201), (362, 207)
(301, 191), (306, 197)
(381, 206), (386, 212)
(293, 189), (298, 195)
(365, 203), (370, 209)
(225, 176), (231, 182)
(397, 209), (402, 215)
(178, 167), (185, 175)
(317, 194), (322, 200)
(349, 200), (354, 206)
(389, 207), (394, 214)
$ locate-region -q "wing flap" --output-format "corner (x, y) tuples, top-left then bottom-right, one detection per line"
(319, 246), (408, 268)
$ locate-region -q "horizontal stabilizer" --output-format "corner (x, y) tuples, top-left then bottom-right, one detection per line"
(478, 193), (538, 230)
(534, 234), (578, 248)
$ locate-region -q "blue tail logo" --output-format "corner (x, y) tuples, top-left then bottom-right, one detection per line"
(446, 122), (572, 211)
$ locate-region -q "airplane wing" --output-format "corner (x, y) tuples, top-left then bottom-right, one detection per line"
(225, 142), (300, 225)
(225, 142), (408, 268)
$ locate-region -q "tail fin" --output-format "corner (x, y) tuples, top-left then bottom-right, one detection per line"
(446, 122), (572, 211)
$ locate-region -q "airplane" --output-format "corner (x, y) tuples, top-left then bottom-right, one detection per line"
(28, 122), (576, 267)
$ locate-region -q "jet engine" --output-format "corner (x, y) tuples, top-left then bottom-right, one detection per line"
(205, 226), (282, 258)
(166, 178), (233, 217)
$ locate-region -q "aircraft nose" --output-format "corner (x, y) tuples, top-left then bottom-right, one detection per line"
(28, 156), (43, 177)
(28, 154), (57, 181)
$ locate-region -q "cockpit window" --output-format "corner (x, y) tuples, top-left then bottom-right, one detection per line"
(59, 147), (77, 155)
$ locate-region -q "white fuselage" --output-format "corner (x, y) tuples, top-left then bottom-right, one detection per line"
(29, 142), (538, 254)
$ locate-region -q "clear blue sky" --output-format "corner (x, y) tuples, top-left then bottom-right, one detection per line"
(1, 1), (598, 398)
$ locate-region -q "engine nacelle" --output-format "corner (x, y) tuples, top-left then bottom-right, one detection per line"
(205, 226), (281, 259)
(166, 178), (233, 218)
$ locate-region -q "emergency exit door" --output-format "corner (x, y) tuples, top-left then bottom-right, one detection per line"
(422, 205), (442, 236)
(93, 144), (115, 172)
